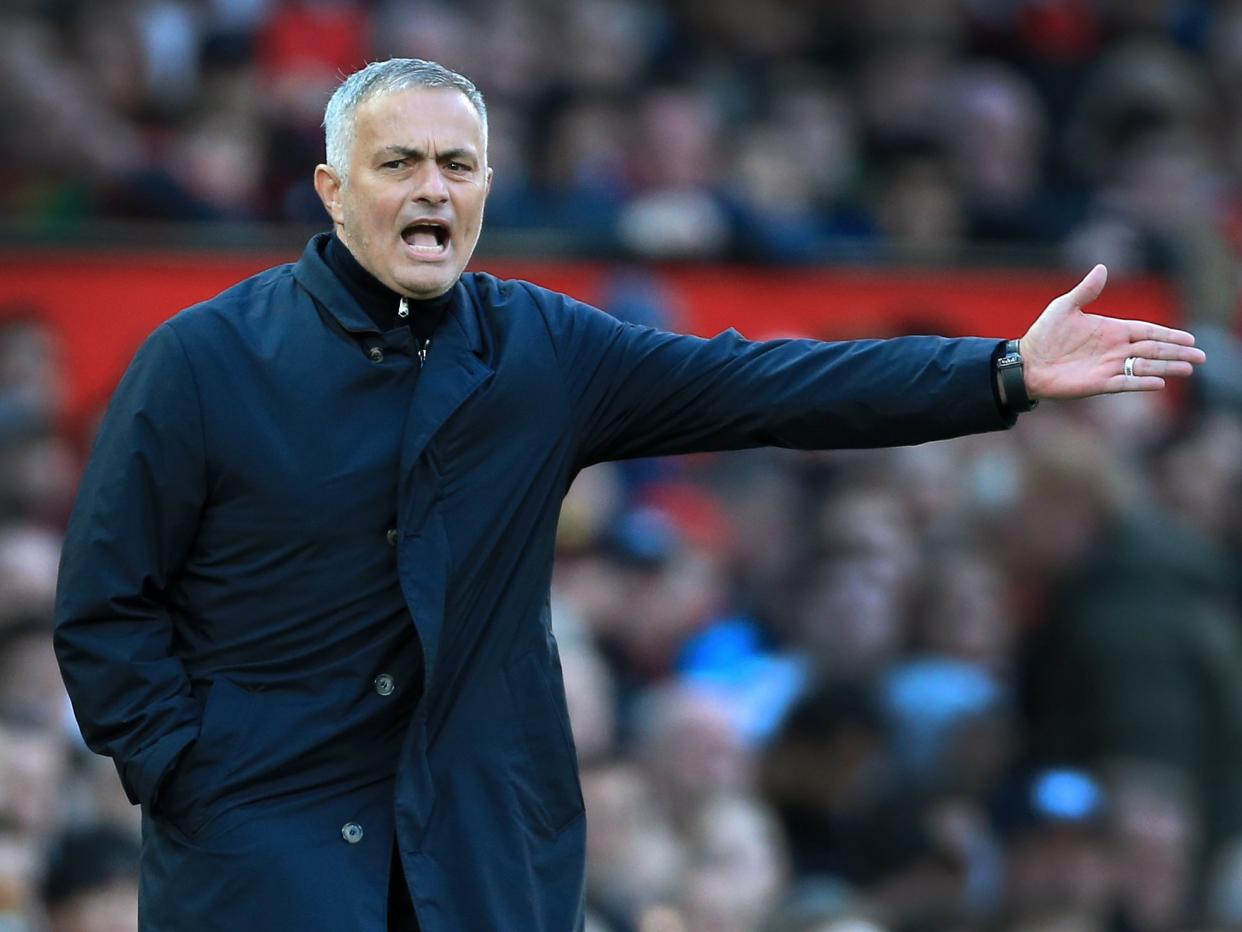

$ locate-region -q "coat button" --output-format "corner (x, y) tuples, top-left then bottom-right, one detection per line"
(386, 527), (398, 547)
(374, 674), (396, 697)
(368, 346), (384, 363)
(341, 822), (364, 844)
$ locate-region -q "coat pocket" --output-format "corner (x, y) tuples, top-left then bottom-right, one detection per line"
(157, 676), (258, 842)
(504, 650), (585, 837)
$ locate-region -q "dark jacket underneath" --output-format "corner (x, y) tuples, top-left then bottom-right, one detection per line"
(54, 233), (1011, 931)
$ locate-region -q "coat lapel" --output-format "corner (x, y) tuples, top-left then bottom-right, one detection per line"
(396, 283), (492, 701)
(397, 284), (493, 514)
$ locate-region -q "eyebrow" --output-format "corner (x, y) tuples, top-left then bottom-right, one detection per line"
(379, 145), (477, 163)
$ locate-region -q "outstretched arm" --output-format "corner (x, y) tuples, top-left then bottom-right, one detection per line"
(538, 289), (1013, 466)
(1021, 264), (1206, 400)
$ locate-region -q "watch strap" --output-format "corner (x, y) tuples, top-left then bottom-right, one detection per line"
(996, 338), (1038, 413)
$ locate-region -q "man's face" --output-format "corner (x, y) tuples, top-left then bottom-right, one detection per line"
(315, 86), (492, 299)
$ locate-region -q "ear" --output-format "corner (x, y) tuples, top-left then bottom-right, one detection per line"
(485, 166), (494, 197)
(313, 164), (346, 225)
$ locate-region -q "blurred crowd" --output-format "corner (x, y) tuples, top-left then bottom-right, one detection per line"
(4, 0), (1242, 931)
(548, 364), (1242, 932)
(3, 0), (1242, 269)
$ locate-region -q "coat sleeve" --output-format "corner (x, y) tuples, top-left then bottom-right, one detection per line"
(54, 322), (207, 808)
(536, 290), (1014, 466)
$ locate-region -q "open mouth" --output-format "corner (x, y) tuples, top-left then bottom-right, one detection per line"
(401, 220), (450, 258)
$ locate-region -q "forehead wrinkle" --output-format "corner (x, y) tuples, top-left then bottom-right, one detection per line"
(377, 144), (479, 162)
(360, 88), (487, 155)
(380, 144), (428, 159)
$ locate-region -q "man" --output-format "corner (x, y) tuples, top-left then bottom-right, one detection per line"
(52, 58), (1205, 932)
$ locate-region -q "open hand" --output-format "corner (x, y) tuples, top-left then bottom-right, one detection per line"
(1021, 264), (1206, 400)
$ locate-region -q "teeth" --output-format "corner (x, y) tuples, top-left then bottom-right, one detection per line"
(404, 224), (448, 252)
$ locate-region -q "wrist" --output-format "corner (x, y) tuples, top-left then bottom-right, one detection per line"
(995, 338), (1038, 414)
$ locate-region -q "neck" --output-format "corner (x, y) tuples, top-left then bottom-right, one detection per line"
(322, 232), (454, 336)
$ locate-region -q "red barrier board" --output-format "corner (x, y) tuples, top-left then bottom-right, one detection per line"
(0, 248), (1176, 426)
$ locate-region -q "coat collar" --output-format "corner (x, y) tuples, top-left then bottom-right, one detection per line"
(293, 232), (495, 526)
(292, 232), (485, 357)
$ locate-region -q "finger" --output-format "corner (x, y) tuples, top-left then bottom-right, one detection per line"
(1125, 321), (1197, 346)
(1127, 340), (1207, 364)
(1130, 358), (1195, 378)
(1066, 263), (1108, 306)
(1107, 374), (1166, 393)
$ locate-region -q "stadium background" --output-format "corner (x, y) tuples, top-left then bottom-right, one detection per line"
(2, 1), (1242, 930)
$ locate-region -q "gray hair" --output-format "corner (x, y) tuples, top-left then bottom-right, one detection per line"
(323, 58), (488, 182)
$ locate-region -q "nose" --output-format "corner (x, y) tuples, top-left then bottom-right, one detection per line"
(410, 161), (449, 205)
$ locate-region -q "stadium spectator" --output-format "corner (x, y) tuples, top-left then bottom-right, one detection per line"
(40, 823), (140, 932)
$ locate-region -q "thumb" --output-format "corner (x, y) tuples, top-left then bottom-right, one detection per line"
(1065, 263), (1108, 308)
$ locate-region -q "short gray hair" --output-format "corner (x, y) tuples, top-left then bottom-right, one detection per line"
(323, 58), (488, 182)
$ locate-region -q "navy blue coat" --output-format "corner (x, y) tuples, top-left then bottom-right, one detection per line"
(54, 234), (1011, 931)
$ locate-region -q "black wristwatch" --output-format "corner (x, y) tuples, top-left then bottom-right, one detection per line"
(996, 339), (1038, 414)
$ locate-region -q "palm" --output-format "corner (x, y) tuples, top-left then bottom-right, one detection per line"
(1021, 264), (1205, 400)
